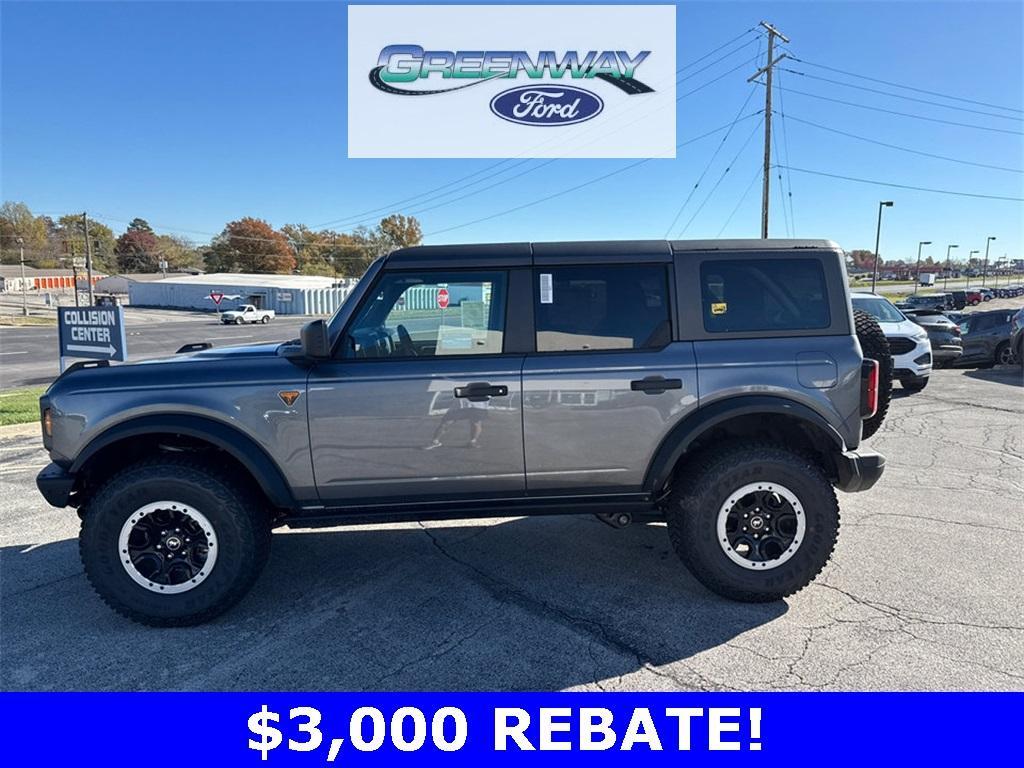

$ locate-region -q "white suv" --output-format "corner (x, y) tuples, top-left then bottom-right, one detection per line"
(852, 292), (932, 392)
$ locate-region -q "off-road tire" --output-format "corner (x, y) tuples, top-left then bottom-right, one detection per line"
(79, 458), (272, 627)
(854, 308), (892, 439)
(900, 375), (929, 392)
(667, 442), (839, 602)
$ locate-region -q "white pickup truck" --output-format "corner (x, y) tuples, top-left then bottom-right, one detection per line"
(220, 304), (275, 324)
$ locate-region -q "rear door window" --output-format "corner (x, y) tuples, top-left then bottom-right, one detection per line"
(533, 264), (671, 352)
(700, 258), (830, 333)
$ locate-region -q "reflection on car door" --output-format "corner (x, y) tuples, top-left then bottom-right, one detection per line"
(521, 264), (698, 493)
(307, 269), (526, 504)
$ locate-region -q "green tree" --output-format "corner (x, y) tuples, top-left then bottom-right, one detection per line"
(0, 201), (49, 264)
(56, 214), (116, 272)
(154, 234), (203, 271)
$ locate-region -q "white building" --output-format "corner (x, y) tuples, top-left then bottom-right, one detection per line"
(127, 273), (358, 315)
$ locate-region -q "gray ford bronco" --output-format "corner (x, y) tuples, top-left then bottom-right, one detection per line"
(37, 239), (887, 626)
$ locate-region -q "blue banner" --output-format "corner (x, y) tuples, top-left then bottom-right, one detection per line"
(1, 693), (1019, 763)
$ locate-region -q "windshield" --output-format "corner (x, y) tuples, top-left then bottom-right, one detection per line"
(852, 296), (905, 323)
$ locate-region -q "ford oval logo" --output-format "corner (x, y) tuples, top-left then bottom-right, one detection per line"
(490, 85), (604, 126)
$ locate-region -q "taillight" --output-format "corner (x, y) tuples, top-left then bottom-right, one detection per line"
(861, 359), (880, 420)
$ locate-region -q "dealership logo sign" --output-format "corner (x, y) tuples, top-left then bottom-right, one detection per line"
(347, 5), (676, 158)
(369, 44), (649, 126)
(490, 86), (603, 126)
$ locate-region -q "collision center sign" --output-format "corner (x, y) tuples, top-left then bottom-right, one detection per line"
(58, 306), (128, 362)
(347, 4), (677, 158)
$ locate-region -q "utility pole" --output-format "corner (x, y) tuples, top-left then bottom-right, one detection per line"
(982, 236), (996, 286)
(870, 200), (894, 293)
(17, 237), (28, 316)
(748, 21), (789, 239)
(914, 240), (931, 295)
(83, 212), (95, 306)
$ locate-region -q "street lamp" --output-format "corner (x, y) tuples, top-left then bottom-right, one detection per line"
(967, 250), (979, 288)
(17, 237), (27, 317)
(914, 240), (931, 294)
(982, 236), (996, 287)
(870, 201), (894, 293)
(944, 244), (959, 291)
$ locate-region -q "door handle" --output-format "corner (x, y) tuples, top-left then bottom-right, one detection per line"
(630, 376), (683, 395)
(454, 382), (508, 401)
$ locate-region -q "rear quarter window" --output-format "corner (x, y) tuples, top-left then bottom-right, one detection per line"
(700, 258), (830, 333)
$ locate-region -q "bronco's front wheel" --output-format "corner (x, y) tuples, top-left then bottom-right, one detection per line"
(80, 459), (272, 626)
(667, 442), (839, 602)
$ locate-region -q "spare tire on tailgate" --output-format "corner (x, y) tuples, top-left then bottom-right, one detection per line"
(854, 308), (892, 440)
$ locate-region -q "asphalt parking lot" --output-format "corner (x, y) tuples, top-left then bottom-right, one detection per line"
(1, 361), (1021, 691)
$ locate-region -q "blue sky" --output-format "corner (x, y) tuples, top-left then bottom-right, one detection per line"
(2, 0), (1022, 264)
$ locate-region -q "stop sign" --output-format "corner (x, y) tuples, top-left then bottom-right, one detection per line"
(437, 288), (450, 309)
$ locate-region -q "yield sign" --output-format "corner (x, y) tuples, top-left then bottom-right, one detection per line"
(437, 287), (450, 309)
(210, 291), (225, 306)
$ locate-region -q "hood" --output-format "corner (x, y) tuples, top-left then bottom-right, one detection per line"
(136, 341), (289, 366)
(875, 316), (927, 339)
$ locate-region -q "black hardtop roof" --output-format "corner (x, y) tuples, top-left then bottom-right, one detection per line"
(385, 238), (840, 267)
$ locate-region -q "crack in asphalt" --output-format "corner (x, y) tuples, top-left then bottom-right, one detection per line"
(415, 521), (730, 692)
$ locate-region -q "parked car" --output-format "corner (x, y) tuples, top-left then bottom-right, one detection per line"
(851, 293), (932, 391)
(949, 291), (968, 310)
(220, 304), (275, 325)
(897, 293), (954, 312)
(1010, 308), (1023, 366)
(956, 309), (1017, 367)
(904, 311), (963, 367)
(977, 287), (994, 302)
(958, 289), (984, 306)
(37, 238), (888, 626)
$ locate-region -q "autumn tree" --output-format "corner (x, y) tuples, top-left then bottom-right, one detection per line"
(206, 217), (295, 274)
(846, 249), (878, 271)
(377, 214), (422, 251)
(114, 219), (160, 272)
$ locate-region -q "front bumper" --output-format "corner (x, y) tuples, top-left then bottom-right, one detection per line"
(36, 462), (75, 508)
(891, 337), (932, 378)
(835, 450), (885, 493)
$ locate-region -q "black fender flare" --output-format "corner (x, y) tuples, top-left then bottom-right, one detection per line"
(71, 414), (296, 509)
(643, 395), (846, 494)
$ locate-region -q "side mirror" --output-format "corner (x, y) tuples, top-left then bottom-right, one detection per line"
(300, 319), (331, 359)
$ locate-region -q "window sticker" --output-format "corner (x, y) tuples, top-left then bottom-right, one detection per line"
(711, 302), (728, 315)
(540, 273), (554, 304)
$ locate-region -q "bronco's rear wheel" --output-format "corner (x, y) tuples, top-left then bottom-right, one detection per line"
(667, 442), (839, 602)
(854, 308), (892, 439)
(80, 458), (272, 626)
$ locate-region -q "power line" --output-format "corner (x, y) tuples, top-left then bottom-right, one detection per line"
(677, 54), (762, 100)
(677, 115), (765, 237)
(782, 53), (1024, 115)
(677, 28), (759, 73)
(425, 121), (745, 238)
(780, 112), (1024, 173)
(716, 165), (764, 237)
(775, 68), (796, 235)
(778, 165), (1024, 202)
(772, 127), (791, 237)
(677, 38), (759, 82)
(663, 84), (762, 236)
(770, 84), (1024, 135)
(780, 67), (1024, 122)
